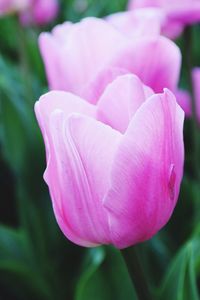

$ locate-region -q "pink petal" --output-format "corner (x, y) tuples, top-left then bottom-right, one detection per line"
(35, 90), (96, 132)
(174, 89), (192, 117)
(97, 74), (153, 133)
(104, 89), (184, 249)
(128, 0), (161, 10)
(43, 112), (121, 247)
(111, 36), (181, 93)
(106, 9), (163, 38)
(128, 0), (200, 38)
(161, 19), (183, 39)
(35, 91), (96, 164)
(39, 17), (127, 95)
(51, 21), (73, 42)
(81, 67), (129, 104)
(166, 3), (200, 25)
(128, 0), (184, 39)
(39, 33), (69, 90)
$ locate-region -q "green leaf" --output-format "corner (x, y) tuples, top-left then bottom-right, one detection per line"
(75, 247), (106, 300)
(0, 57), (34, 172)
(159, 239), (200, 300)
(0, 225), (54, 300)
(75, 246), (137, 300)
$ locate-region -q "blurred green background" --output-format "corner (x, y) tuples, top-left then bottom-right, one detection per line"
(0, 0), (200, 299)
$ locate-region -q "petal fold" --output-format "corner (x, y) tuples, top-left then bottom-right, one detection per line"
(104, 89), (184, 249)
(97, 74), (153, 133)
(41, 111), (121, 247)
(111, 36), (181, 93)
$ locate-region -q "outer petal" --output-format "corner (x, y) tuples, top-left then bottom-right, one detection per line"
(39, 17), (127, 94)
(43, 113), (121, 247)
(104, 89), (184, 249)
(106, 9), (163, 38)
(35, 91), (96, 164)
(174, 89), (192, 117)
(128, 0), (161, 10)
(50, 21), (73, 42)
(39, 33), (70, 90)
(161, 19), (183, 39)
(128, 0), (200, 38)
(97, 74), (153, 133)
(166, 3), (200, 25)
(35, 90), (96, 134)
(81, 67), (129, 104)
(111, 36), (181, 93)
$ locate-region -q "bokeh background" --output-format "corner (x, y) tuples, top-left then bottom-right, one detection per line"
(0, 0), (200, 299)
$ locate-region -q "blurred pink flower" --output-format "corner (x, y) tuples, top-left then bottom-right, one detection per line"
(39, 16), (181, 103)
(20, 0), (58, 26)
(128, 0), (200, 38)
(0, 0), (58, 25)
(174, 89), (191, 117)
(35, 74), (184, 249)
(175, 69), (200, 122)
(0, 0), (28, 15)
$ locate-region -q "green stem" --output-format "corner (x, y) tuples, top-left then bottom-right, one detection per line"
(184, 26), (200, 181)
(16, 17), (33, 105)
(121, 247), (152, 300)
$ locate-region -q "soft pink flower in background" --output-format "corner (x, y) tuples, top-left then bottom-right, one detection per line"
(174, 89), (191, 117)
(175, 69), (200, 122)
(35, 74), (184, 249)
(39, 16), (181, 103)
(128, 0), (200, 38)
(0, 0), (58, 25)
(0, 0), (28, 15)
(20, 0), (58, 26)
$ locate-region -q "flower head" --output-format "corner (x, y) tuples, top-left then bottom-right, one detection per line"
(35, 74), (184, 248)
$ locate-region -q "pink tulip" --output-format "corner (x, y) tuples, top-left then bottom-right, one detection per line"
(128, 0), (200, 38)
(0, 0), (58, 25)
(39, 17), (181, 103)
(35, 74), (184, 248)
(20, 0), (58, 26)
(0, 0), (28, 15)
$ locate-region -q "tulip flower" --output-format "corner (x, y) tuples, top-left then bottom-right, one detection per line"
(39, 17), (181, 103)
(128, 0), (200, 38)
(20, 0), (58, 26)
(0, 0), (28, 15)
(0, 0), (58, 25)
(35, 74), (184, 249)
